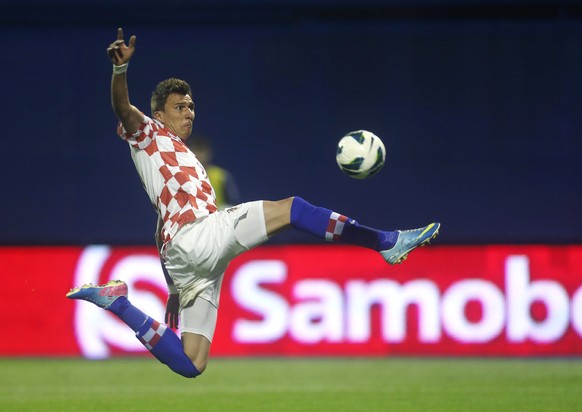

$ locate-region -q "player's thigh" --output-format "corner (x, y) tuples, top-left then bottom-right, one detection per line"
(229, 201), (270, 250)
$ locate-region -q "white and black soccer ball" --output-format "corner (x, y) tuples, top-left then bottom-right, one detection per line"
(336, 130), (386, 179)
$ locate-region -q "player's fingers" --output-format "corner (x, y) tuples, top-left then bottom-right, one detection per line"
(107, 42), (124, 57)
(107, 44), (120, 54)
(107, 40), (122, 52)
(114, 47), (124, 60)
(117, 27), (124, 41)
(107, 50), (120, 65)
(128, 35), (136, 49)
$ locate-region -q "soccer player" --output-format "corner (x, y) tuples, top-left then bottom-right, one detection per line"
(67, 28), (440, 379)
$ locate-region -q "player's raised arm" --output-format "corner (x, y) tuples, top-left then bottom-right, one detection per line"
(107, 28), (143, 134)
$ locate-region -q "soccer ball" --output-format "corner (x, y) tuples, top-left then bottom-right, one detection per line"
(336, 130), (386, 179)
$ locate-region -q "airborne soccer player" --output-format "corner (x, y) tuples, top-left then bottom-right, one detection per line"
(66, 28), (440, 379)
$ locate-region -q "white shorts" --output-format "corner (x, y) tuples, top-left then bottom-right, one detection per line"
(180, 297), (218, 342)
(162, 200), (268, 310)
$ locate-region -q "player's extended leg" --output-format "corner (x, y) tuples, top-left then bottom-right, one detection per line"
(263, 196), (440, 264)
(66, 281), (201, 378)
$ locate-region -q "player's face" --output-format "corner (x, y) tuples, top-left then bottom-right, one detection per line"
(156, 93), (195, 140)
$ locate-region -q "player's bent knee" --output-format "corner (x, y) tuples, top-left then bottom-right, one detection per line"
(186, 352), (208, 374)
(183, 344), (209, 374)
(177, 362), (202, 378)
(182, 322), (216, 373)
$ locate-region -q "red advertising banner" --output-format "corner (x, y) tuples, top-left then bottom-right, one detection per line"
(2, 245), (582, 357)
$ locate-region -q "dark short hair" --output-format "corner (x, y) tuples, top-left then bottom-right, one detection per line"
(150, 78), (193, 115)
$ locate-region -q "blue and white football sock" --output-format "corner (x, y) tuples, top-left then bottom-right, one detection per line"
(107, 296), (148, 331)
(107, 297), (200, 378)
(290, 197), (397, 251)
(136, 318), (200, 378)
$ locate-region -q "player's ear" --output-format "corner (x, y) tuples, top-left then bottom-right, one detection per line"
(153, 111), (164, 122)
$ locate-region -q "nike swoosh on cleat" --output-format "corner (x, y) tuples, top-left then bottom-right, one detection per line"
(418, 223), (435, 238)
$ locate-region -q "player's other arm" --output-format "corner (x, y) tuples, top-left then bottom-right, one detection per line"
(107, 28), (143, 134)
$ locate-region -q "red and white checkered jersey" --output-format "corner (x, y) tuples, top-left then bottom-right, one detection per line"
(118, 115), (217, 244)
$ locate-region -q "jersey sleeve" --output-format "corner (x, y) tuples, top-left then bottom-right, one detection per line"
(117, 115), (162, 150)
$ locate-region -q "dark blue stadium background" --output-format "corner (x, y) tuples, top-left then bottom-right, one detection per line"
(1, 0), (581, 245)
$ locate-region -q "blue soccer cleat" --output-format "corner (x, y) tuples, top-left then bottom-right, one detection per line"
(66, 280), (128, 309)
(381, 222), (440, 264)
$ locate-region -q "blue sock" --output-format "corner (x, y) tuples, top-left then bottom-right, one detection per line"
(107, 296), (148, 331)
(290, 197), (397, 251)
(137, 318), (200, 378)
(108, 297), (200, 378)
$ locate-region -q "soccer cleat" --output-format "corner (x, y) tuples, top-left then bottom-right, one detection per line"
(381, 222), (440, 265)
(66, 280), (128, 309)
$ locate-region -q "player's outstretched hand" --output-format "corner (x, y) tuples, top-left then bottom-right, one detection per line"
(107, 27), (136, 66)
(165, 293), (180, 328)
